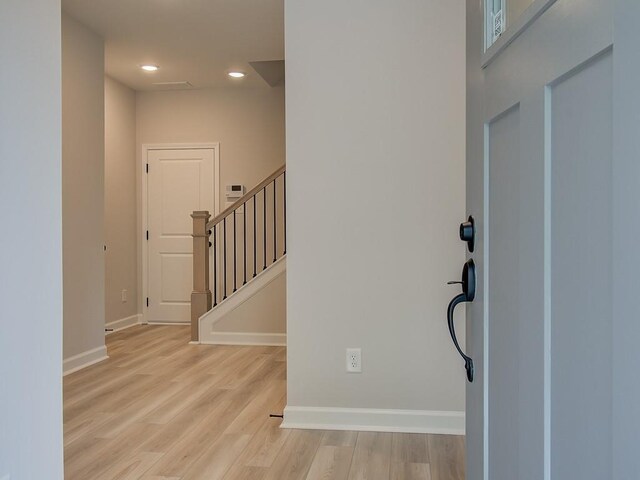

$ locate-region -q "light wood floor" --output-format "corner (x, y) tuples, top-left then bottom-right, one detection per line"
(64, 325), (465, 480)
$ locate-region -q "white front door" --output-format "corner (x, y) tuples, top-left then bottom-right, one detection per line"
(465, 0), (640, 479)
(147, 148), (215, 323)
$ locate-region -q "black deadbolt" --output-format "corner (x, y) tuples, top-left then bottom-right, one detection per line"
(459, 216), (475, 252)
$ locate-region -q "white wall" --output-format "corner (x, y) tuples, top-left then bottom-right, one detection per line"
(62, 13), (106, 363)
(0, 0), (64, 478)
(285, 0), (466, 430)
(105, 76), (138, 327)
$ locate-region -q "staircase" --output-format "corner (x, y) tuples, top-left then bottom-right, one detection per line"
(190, 166), (286, 342)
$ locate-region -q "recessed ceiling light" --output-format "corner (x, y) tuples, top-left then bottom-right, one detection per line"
(141, 65), (159, 72)
(228, 71), (246, 78)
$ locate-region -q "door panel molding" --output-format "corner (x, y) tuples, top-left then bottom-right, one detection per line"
(549, 50), (613, 479)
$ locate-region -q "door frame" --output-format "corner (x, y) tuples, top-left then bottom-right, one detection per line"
(140, 143), (220, 324)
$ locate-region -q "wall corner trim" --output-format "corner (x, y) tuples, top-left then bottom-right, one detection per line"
(63, 345), (109, 376)
(281, 406), (465, 435)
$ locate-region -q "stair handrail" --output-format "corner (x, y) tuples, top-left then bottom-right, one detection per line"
(191, 164), (287, 342)
(206, 164), (286, 230)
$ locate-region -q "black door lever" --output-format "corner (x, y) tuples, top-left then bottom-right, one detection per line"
(446, 259), (476, 382)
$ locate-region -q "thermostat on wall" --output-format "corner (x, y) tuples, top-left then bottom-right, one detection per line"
(226, 184), (245, 200)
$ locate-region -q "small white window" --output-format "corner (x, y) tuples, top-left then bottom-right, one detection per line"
(486, 0), (506, 50)
(485, 0), (538, 50)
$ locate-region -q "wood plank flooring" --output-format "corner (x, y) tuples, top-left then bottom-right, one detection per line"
(64, 325), (465, 479)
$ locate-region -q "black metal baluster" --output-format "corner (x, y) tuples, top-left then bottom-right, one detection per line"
(233, 210), (237, 292)
(243, 201), (247, 285)
(283, 172), (287, 255)
(212, 226), (217, 306)
(263, 187), (267, 271)
(223, 217), (227, 299)
(253, 195), (257, 278)
(273, 179), (277, 263)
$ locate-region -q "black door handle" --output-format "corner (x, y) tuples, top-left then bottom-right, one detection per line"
(447, 293), (474, 382)
(447, 259), (476, 382)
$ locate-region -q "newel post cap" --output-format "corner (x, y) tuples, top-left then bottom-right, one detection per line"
(191, 210), (211, 220)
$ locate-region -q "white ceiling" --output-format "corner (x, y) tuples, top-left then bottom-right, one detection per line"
(62, 0), (284, 91)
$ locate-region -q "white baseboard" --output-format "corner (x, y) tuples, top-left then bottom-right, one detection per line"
(105, 313), (141, 335)
(198, 331), (286, 346)
(146, 321), (190, 326)
(63, 345), (109, 376)
(281, 406), (465, 435)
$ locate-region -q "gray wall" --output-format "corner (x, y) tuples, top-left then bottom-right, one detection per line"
(62, 13), (106, 359)
(285, 0), (466, 413)
(105, 76), (138, 325)
(507, 0), (536, 28)
(0, 0), (64, 478)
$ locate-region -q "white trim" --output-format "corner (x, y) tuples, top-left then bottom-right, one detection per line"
(63, 346), (109, 376)
(146, 321), (190, 326)
(281, 406), (465, 435)
(199, 332), (286, 346)
(482, 120), (491, 480)
(543, 85), (552, 480)
(198, 257), (286, 341)
(482, 0), (558, 68)
(105, 314), (141, 335)
(141, 143), (220, 324)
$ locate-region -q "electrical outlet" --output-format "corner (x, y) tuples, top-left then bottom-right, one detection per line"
(346, 348), (362, 373)
(121, 289), (128, 303)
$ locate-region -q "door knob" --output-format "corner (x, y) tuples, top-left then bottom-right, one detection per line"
(459, 216), (475, 252)
(446, 259), (476, 382)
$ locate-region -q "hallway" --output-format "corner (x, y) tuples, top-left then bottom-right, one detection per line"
(63, 326), (464, 479)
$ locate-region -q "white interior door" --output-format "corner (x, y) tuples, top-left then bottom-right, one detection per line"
(147, 148), (215, 323)
(465, 1), (640, 479)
